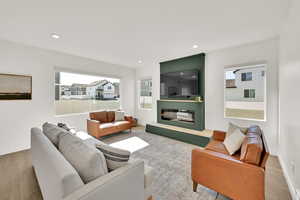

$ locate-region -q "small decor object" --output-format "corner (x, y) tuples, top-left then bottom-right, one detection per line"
(0, 73), (32, 100)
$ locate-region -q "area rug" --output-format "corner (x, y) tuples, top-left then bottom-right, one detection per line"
(102, 128), (229, 200)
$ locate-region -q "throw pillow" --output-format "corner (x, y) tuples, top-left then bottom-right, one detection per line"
(223, 128), (246, 155)
(96, 143), (130, 171)
(226, 122), (248, 139)
(115, 111), (125, 121)
(58, 133), (108, 183)
(42, 122), (69, 147)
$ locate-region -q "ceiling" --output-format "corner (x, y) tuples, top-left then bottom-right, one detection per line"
(0, 0), (290, 68)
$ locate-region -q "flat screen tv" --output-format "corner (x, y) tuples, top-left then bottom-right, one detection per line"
(160, 70), (199, 98)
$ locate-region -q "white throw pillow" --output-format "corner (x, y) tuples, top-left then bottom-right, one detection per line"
(223, 129), (246, 155)
(115, 111), (125, 121)
(226, 122), (248, 139)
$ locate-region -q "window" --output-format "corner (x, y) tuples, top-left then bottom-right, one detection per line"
(224, 64), (266, 121)
(55, 72), (120, 115)
(244, 89), (255, 98)
(241, 72), (252, 81)
(139, 79), (152, 109)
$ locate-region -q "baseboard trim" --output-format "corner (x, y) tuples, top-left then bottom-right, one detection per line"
(278, 154), (299, 200)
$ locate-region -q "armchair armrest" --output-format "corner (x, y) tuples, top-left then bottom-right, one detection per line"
(87, 119), (99, 138)
(124, 116), (134, 122)
(212, 130), (226, 141)
(192, 149), (265, 200)
(63, 161), (145, 200)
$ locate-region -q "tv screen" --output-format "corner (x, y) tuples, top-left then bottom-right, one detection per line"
(160, 70), (199, 98)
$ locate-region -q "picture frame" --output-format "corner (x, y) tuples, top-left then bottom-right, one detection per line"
(0, 73), (32, 100)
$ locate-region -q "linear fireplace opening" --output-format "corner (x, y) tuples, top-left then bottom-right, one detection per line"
(161, 109), (195, 124)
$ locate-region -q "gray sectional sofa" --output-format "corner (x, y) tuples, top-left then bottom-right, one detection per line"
(31, 125), (153, 200)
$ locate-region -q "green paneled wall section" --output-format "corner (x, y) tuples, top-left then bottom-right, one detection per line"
(157, 100), (205, 130)
(145, 124), (210, 147)
(160, 53), (205, 100)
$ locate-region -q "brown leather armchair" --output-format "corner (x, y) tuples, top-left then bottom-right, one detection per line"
(87, 111), (134, 138)
(192, 126), (269, 200)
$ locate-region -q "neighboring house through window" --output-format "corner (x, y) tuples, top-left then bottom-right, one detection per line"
(55, 71), (120, 115)
(244, 89), (255, 98)
(224, 64), (266, 121)
(241, 72), (252, 81)
(139, 79), (152, 109)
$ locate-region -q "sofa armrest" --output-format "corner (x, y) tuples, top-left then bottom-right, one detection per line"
(63, 161), (145, 200)
(87, 119), (99, 138)
(192, 149), (265, 200)
(212, 130), (227, 141)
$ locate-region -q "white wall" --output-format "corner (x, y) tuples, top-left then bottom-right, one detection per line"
(279, 0), (300, 197)
(135, 38), (279, 155)
(0, 39), (135, 155)
(206, 39), (279, 155)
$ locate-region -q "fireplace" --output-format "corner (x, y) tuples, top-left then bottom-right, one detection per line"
(157, 100), (204, 131)
(161, 109), (195, 124)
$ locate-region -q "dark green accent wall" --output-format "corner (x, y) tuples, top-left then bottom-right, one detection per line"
(158, 53), (206, 131)
(157, 100), (205, 130)
(146, 124), (210, 147)
(160, 53), (205, 100)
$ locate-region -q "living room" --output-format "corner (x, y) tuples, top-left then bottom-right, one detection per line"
(0, 0), (299, 200)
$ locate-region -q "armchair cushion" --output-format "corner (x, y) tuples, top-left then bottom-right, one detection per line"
(205, 140), (229, 155)
(90, 111), (108, 123)
(240, 133), (263, 165)
(107, 111), (115, 122)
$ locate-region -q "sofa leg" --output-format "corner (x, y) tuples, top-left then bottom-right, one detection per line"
(193, 181), (198, 192)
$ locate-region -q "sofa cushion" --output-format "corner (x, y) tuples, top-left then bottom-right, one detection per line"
(205, 140), (229, 155)
(42, 122), (69, 147)
(58, 133), (108, 183)
(90, 111), (108, 123)
(99, 123), (115, 129)
(114, 121), (130, 127)
(115, 111), (125, 121)
(223, 129), (246, 155)
(240, 133), (263, 165)
(96, 143), (130, 171)
(226, 122), (248, 139)
(107, 111), (115, 122)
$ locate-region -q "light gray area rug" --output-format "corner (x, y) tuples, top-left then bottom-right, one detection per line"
(102, 128), (229, 200)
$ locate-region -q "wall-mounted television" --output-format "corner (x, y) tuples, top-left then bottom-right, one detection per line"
(160, 70), (199, 98)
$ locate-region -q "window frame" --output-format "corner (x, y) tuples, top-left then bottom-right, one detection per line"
(138, 78), (153, 110)
(224, 64), (267, 122)
(54, 69), (121, 116)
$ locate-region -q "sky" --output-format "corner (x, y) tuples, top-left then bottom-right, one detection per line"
(59, 72), (120, 85)
(225, 71), (235, 80)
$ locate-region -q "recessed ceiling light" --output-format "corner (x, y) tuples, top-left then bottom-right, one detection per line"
(138, 60), (142, 64)
(192, 44), (198, 49)
(51, 33), (60, 39)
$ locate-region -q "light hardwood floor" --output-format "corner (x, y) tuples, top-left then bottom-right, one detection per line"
(0, 149), (291, 200)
